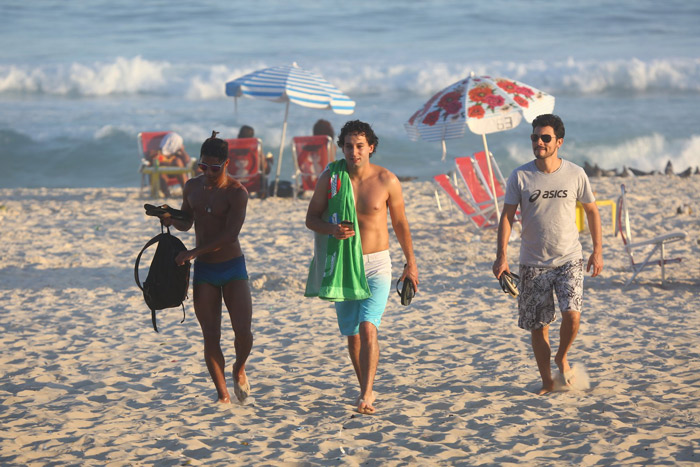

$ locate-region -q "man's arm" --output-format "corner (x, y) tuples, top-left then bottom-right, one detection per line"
(582, 201), (603, 277)
(386, 174), (419, 290)
(305, 171), (353, 240)
(160, 179), (194, 231)
(492, 203), (518, 279)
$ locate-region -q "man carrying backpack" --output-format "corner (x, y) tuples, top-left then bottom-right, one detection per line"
(158, 131), (253, 404)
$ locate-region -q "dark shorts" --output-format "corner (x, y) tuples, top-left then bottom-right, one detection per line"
(193, 255), (248, 287)
(517, 258), (584, 331)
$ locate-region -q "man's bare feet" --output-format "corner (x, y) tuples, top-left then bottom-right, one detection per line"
(355, 391), (377, 406)
(233, 369), (250, 403)
(537, 385), (554, 396)
(555, 356), (575, 388)
(218, 395), (232, 404)
(357, 399), (375, 414)
(356, 392), (376, 414)
(561, 369), (575, 388)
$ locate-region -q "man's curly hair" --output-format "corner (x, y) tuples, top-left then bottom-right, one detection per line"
(337, 120), (379, 155)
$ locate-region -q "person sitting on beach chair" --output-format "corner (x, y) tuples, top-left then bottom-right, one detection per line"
(145, 132), (192, 197)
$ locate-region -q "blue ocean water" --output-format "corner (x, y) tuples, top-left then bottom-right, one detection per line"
(1, 0), (699, 188)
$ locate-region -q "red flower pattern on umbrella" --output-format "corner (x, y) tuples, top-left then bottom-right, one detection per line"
(437, 91), (463, 115)
(468, 85), (493, 103)
(467, 105), (485, 119)
(496, 79), (518, 94)
(422, 110), (441, 126)
(483, 94), (505, 110)
(513, 95), (529, 108)
(515, 86), (534, 98)
(408, 91), (441, 125)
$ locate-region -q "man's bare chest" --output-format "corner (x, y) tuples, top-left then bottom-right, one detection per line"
(351, 180), (388, 216)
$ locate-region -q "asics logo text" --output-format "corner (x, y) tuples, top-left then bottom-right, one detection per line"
(529, 189), (568, 202)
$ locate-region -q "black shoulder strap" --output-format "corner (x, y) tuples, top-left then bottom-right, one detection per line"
(134, 225), (169, 291)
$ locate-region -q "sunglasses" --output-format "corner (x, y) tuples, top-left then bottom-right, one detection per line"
(198, 162), (225, 173)
(530, 134), (555, 143)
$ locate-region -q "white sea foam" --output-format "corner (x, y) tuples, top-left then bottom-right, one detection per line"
(0, 56), (169, 96)
(2, 56), (699, 98)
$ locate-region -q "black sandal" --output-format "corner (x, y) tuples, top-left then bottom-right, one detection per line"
(499, 271), (520, 297)
(144, 204), (188, 221)
(396, 278), (416, 306)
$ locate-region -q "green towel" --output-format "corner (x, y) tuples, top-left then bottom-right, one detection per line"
(305, 159), (371, 301)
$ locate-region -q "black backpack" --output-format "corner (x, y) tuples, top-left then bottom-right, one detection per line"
(134, 226), (191, 332)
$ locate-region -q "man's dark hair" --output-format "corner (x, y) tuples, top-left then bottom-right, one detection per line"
(200, 131), (228, 162)
(238, 125), (255, 139)
(532, 114), (565, 139)
(313, 119), (334, 139)
(337, 120), (379, 155)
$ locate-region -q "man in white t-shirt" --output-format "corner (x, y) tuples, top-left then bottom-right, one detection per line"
(492, 114), (603, 395)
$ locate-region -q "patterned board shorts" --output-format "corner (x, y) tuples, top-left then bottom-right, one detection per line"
(517, 258), (584, 331)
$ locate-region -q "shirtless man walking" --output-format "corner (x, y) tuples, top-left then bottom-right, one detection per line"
(160, 131), (253, 404)
(306, 120), (419, 414)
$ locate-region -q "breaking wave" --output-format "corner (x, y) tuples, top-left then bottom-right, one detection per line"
(2, 56), (699, 98)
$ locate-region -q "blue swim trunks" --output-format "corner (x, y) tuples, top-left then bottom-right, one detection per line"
(193, 255), (248, 287)
(334, 250), (392, 336)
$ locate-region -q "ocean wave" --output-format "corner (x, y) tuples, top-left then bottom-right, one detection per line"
(1, 56), (699, 99)
(504, 133), (700, 173)
(0, 56), (169, 96)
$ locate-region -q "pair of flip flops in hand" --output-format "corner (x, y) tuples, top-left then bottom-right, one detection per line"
(396, 278), (416, 306)
(499, 271), (520, 297)
(144, 204), (189, 221)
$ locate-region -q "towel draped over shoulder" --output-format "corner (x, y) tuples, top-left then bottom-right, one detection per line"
(305, 159), (371, 301)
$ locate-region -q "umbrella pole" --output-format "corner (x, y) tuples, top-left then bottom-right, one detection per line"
(441, 126), (447, 161)
(273, 101), (290, 197)
(481, 134), (500, 220)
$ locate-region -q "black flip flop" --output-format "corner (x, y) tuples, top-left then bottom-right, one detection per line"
(499, 271), (520, 297)
(144, 204), (188, 221)
(396, 278), (416, 306)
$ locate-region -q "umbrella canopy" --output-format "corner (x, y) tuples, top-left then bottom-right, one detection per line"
(405, 72), (555, 217)
(226, 62), (355, 196)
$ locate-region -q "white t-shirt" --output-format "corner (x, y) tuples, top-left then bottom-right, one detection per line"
(160, 132), (183, 156)
(504, 159), (595, 267)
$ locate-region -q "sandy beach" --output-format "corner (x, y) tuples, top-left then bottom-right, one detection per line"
(1, 174), (699, 466)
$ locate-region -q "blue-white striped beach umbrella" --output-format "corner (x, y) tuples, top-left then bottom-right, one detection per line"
(226, 62), (355, 196)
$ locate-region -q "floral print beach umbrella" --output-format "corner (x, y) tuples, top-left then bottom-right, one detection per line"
(404, 72), (555, 217)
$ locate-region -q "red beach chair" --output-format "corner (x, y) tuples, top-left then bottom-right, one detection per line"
(292, 135), (333, 198)
(433, 173), (497, 229)
(225, 137), (265, 196)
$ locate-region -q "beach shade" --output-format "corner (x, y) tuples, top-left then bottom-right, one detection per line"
(405, 72), (555, 217)
(226, 62), (355, 196)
